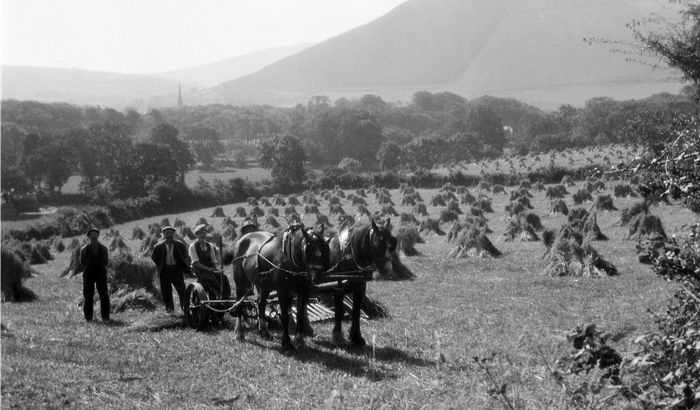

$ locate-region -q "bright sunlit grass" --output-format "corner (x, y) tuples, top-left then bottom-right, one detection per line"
(3, 167), (698, 408)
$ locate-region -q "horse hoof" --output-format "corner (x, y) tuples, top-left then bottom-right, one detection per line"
(332, 330), (347, 345)
(351, 335), (366, 347)
(235, 334), (245, 343)
(294, 335), (307, 349)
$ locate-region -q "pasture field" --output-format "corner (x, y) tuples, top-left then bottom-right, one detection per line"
(60, 167), (272, 194)
(3, 178), (696, 409)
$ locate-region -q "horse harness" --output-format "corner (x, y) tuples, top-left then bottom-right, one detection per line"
(326, 224), (389, 278)
(250, 225), (322, 279)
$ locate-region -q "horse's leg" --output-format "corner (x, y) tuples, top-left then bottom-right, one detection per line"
(257, 287), (272, 340)
(299, 297), (314, 338)
(232, 262), (249, 342)
(278, 290), (294, 351)
(349, 281), (367, 346)
(332, 288), (346, 344)
(294, 290), (309, 349)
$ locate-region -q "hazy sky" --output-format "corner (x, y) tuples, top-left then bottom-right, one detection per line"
(2, 0), (409, 74)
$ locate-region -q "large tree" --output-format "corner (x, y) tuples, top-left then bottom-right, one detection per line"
(1, 122), (26, 167)
(40, 134), (73, 193)
(110, 142), (179, 199)
(376, 140), (403, 171)
(631, 1), (700, 101)
(182, 123), (222, 169)
(20, 133), (43, 188)
(259, 134), (307, 190)
(306, 107), (384, 167)
(150, 123), (195, 184)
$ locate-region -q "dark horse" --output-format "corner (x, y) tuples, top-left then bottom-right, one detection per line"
(228, 223), (330, 351)
(326, 218), (396, 346)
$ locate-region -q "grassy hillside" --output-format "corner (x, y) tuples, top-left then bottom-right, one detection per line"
(2, 0), (686, 110)
(1, 66), (186, 110)
(4, 142), (698, 407)
(215, 0), (683, 108)
(153, 43), (314, 87)
(3, 175), (695, 408)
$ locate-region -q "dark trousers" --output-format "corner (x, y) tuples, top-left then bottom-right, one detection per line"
(83, 270), (110, 321)
(160, 264), (186, 312)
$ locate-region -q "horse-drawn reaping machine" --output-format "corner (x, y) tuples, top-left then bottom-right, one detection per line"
(183, 217), (396, 350)
(183, 278), (360, 331)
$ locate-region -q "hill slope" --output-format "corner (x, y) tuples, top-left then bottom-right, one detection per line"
(1, 44), (312, 110)
(1, 0), (686, 110)
(1, 66), (184, 110)
(212, 0), (683, 108)
(153, 43), (314, 87)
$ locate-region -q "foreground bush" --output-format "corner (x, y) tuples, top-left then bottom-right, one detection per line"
(631, 223), (700, 408)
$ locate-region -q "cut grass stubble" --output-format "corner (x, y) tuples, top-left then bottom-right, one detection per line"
(1, 181), (692, 409)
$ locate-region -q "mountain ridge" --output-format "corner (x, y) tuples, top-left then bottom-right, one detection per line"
(212, 0), (683, 109)
(1, 0), (686, 110)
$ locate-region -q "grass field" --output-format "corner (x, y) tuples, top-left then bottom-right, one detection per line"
(3, 173), (697, 408)
(61, 167), (272, 194)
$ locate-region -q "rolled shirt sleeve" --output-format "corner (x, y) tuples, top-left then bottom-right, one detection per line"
(188, 243), (200, 265)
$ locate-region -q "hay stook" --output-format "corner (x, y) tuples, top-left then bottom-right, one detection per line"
(448, 226), (501, 258)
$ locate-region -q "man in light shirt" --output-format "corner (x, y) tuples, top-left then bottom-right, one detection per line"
(150, 226), (191, 313)
(189, 224), (231, 301)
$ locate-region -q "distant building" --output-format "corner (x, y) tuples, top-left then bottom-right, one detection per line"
(177, 82), (183, 108)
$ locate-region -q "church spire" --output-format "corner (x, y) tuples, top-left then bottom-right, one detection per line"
(177, 82), (183, 108)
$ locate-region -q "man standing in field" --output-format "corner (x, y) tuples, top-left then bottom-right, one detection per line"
(80, 228), (110, 322)
(151, 226), (191, 313)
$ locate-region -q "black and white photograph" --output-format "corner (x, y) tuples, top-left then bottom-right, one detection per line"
(2, 0), (699, 408)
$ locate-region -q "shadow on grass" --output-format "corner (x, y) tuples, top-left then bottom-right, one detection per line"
(126, 314), (242, 333)
(314, 339), (432, 367)
(293, 345), (404, 381)
(126, 315), (190, 332)
(102, 318), (128, 327)
(241, 333), (429, 381)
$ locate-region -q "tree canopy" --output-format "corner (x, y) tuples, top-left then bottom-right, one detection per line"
(259, 134), (307, 190)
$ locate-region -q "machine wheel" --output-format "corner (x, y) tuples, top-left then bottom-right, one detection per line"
(241, 301), (259, 329)
(184, 283), (209, 331)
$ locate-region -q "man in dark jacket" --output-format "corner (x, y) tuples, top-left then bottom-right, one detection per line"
(80, 228), (110, 322)
(151, 226), (191, 313)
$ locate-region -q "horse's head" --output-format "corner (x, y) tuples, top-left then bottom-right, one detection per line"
(300, 224), (330, 285)
(369, 218), (397, 278)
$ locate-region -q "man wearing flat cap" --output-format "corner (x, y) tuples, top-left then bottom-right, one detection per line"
(189, 224), (231, 301)
(151, 226), (191, 313)
(80, 228), (110, 322)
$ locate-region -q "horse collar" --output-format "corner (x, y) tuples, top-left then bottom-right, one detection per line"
(349, 227), (373, 270)
(283, 226), (306, 270)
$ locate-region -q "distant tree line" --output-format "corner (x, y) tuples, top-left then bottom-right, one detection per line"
(1, 88), (696, 196)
